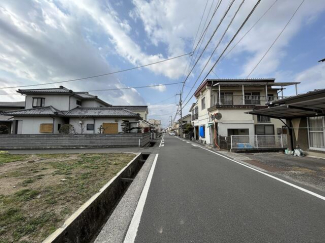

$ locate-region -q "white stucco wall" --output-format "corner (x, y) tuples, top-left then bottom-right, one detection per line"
(82, 100), (104, 108)
(69, 117), (139, 134)
(69, 96), (79, 110)
(53, 117), (66, 134)
(25, 95), (70, 110)
(15, 117), (54, 134)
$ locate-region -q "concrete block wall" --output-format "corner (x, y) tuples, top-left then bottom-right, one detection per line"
(0, 133), (150, 149)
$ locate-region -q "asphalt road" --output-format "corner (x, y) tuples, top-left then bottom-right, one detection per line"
(132, 135), (325, 243)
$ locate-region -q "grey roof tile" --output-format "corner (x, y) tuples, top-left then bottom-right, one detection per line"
(64, 107), (140, 117)
(1, 106), (63, 116)
(112, 106), (148, 112)
(0, 101), (25, 107)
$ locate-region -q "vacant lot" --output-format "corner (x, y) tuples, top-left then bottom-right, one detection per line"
(0, 152), (135, 243)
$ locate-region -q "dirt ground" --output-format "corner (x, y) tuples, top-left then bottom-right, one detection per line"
(0, 152), (135, 243)
(242, 152), (325, 193)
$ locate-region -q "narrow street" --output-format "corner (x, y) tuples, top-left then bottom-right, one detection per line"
(127, 135), (325, 243)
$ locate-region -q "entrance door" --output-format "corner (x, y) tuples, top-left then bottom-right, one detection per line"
(102, 123), (118, 134)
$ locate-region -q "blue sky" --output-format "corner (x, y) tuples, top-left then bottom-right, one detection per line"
(0, 0), (324, 127)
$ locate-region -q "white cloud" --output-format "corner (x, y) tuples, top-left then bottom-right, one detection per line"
(0, 1), (145, 105)
(149, 84), (166, 92)
(294, 64), (325, 94)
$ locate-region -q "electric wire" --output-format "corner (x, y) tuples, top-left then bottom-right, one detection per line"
(182, 0), (245, 103)
(246, 0), (305, 78)
(0, 52), (191, 90)
(182, 0), (262, 109)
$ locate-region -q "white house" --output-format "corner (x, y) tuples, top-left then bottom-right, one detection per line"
(191, 78), (300, 147)
(2, 86), (147, 135)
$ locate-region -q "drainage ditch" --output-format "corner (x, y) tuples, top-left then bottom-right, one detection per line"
(46, 152), (150, 243)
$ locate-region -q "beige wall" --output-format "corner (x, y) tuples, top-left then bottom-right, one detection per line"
(25, 95), (70, 110)
(15, 117), (54, 134)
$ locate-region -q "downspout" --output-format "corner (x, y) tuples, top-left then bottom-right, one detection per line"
(214, 121), (220, 149)
(93, 117), (95, 134)
(52, 117), (55, 134)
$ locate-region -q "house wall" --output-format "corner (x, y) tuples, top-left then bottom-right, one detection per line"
(82, 100), (104, 108)
(136, 111), (147, 120)
(53, 117), (66, 134)
(69, 96), (80, 110)
(14, 117), (54, 134)
(25, 95), (70, 110)
(70, 118), (96, 134)
(69, 117), (139, 134)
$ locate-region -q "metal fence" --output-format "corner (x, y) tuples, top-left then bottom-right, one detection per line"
(231, 135), (287, 149)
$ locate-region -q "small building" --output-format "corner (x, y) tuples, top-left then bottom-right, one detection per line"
(112, 106), (148, 120)
(191, 78), (299, 148)
(178, 114), (191, 137)
(0, 101), (25, 134)
(249, 89), (325, 152)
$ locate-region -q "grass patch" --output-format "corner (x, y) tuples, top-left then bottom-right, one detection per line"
(0, 153), (135, 242)
(0, 153), (26, 165)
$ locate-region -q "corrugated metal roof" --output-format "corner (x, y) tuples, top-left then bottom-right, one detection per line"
(64, 107), (140, 117)
(1, 106), (63, 116)
(0, 101), (25, 107)
(112, 106), (148, 112)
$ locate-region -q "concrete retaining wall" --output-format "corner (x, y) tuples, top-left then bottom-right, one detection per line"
(43, 153), (146, 243)
(0, 133), (150, 149)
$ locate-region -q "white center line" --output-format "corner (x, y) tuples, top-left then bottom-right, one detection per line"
(124, 154), (159, 243)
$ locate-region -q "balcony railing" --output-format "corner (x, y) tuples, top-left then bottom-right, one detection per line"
(215, 95), (288, 106)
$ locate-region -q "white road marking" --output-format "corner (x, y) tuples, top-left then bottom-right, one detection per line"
(159, 136), (165, 147)
(124, 154), (159, 243)
(194, 144), (325, 201)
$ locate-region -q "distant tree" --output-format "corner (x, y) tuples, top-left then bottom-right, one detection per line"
(59, 124), (76, 134)
(183, 123), (193, 134)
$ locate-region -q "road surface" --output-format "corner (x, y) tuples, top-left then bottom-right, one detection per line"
(126, 135), (325, 243)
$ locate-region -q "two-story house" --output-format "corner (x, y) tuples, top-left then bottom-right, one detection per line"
(0, 101), (25, 134)
(2, 86), (148, 135)
(191, 78), (299, 147)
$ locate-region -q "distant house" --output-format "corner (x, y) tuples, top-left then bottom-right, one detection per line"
(148, 119), (162, 133)
(1, 86), (148, 135)
(112, 106), (148, 120)
(0, 101), (25, 134)
(178, 114), (191, 137)
(191, 78), (299, 147)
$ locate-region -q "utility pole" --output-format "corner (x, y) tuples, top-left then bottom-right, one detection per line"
(169, 116), (172, 129)
(176, 92), (183, 137)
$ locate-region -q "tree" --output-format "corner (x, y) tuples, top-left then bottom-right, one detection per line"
(59, 124), (76, 134)
(0, 124), (9, 134)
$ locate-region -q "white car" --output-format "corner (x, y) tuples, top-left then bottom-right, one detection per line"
(169, 132), (175, 136)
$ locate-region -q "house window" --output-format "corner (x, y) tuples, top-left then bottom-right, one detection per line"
(308, 117), (325, 149)
(267, 94), (274, 102)
(87, 124), (94, 131)
(255, 124), (274, 135)
(257, 115), (270, 123)
(76, 100), (82, 106)
(194, 106), (198, 120)
(201, 97), (206, 110)
(245, 92), (260, 105)
(219, 92), (233, 105)
(32, 98), (45, 107)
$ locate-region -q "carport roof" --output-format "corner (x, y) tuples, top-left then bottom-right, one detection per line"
(248, 89), (325, 119)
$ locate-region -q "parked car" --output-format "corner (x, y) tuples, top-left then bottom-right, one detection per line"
(169, 132), (175, 136)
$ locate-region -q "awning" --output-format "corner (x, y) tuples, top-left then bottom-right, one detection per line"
(248, 93), (325, 119)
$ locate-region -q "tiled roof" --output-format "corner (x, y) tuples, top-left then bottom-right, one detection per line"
(112, 106), (148, 112)
(1, 106), (63, 116)
(64, 107), (140, 117)
(0, 101), (25, 108)
(18, 86), (72, 94)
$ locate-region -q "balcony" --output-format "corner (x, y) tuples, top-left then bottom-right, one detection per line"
(192, 113), (198, 120)
(208, 95), (289, 112)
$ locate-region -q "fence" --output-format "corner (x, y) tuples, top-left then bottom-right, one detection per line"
(231, 135), (287, 150)
(0, 133), (150, 149)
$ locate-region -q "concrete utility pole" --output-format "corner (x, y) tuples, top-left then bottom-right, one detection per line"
(170, 116), (172, 128)
(176, 93), (183, 137)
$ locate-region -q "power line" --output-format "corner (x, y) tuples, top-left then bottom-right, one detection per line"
(221, 0), (278, 60)
(182, 0), (245, 103)
(182, 0), (262, 109)
(149, 94), (177, 105)
(246, 0), (305, 77)
(0, 82), (183, 95)
(0, 52), (192, 90)
(180, 0), (234, 94)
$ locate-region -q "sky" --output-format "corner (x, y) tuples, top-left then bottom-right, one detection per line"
(0, 0), (324, 127)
